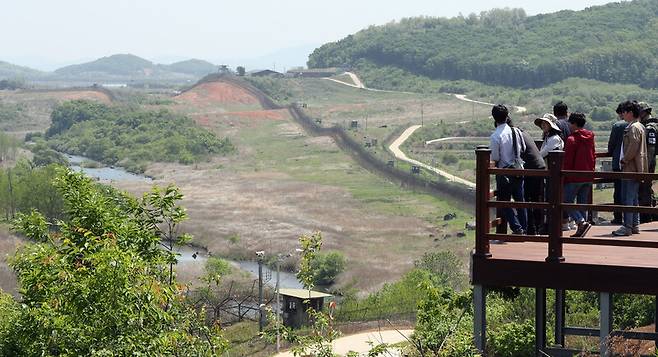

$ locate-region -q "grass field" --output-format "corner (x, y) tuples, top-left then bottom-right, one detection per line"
(101, 78), (479, 292)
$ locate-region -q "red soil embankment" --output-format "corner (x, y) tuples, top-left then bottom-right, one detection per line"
(175, 81), (260, 106)
(55, 90), (113, 104)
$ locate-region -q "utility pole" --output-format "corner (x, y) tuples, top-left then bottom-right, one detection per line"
(421, 100), (424, 127)
(276, 255), (281, 353)
(7, 168), (14, 219)
(472, 101), (475, 121)
(257, 252), (265, 331)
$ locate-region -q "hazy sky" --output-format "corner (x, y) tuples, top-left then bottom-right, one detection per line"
(3, 0), (615, 70)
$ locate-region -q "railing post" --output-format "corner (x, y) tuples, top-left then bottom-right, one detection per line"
(546, 150), (565, 262)
(475, 146), (492, 258)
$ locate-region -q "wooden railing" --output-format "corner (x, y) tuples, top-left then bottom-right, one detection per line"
(474, 146), (658, 262)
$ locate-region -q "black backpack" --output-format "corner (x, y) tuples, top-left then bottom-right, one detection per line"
(646, 119), (658, 148)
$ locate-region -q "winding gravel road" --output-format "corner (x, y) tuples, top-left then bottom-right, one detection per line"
(389, 125), (476, 188)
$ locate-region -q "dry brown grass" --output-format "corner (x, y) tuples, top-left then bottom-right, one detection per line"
(114, 166), (444, 293)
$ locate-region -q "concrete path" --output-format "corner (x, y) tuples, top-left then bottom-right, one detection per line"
(388, 125), (476, 188)
(453, 94), (527, 114)
(324, 72), (526, 114)
(272, 329), (414, 357)
(324, 72), (414, 94)
(425, 136), (487, 145)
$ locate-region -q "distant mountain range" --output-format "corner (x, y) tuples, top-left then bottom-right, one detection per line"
(0, 61), (44, 79)
(0, 54), (222, 82)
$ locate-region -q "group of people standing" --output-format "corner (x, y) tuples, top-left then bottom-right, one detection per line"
(489, 100), (657, 238)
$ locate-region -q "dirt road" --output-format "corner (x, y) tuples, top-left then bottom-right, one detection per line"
(453, 94), (527, 114)
(326, 72), (526, 114)
(425, 136), (486, 145)
(273, 329), (414, 357)
(325, 72), (413, 94)
(389, 125), (476, 188)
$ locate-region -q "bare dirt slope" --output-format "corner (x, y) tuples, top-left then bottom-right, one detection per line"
(175, 82), (259, 105)
(0, 89), (112, 137)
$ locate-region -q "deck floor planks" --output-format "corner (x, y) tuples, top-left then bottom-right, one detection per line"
(489, 222), (658, 268)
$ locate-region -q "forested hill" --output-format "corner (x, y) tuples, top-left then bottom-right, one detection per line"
(0, 61), (43, 79)
(308, 0), (658, 88)
(54, 54), (217, 78)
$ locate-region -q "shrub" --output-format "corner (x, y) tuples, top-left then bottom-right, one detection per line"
(311, 251), (346, 286)
(414, 251), (466, 290)
(489, 321), (534, 357)
(590, 106), (616, 121)
(442, 153), (459, 165)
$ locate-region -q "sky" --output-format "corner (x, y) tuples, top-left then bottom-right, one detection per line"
(1, 0), (616, 71)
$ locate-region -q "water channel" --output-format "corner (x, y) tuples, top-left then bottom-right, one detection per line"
(65, 154), (303, 289)
(66, 154), (152, 182)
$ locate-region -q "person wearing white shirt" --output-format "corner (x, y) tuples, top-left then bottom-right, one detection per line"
(490, 104), (527, 234)
(534, 113), (564, 160)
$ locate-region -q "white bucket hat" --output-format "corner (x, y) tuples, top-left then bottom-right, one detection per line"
(534, 113), (561, 132)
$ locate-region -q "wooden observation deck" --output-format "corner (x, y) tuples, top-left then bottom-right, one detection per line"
(471, 147), (658, 356)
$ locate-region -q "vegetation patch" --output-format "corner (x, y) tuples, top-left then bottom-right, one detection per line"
(310, 2), (658, 88)
(42, 100), (234, 172)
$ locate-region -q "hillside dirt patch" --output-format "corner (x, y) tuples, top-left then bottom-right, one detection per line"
(48, 90), (112, 104)
(175, 82), (260, 107)
(0, 89), (112, 136)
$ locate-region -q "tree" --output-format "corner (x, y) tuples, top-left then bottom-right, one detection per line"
(0, 169), (227, 356)
(236, 66), (246, 76)
(310, 251), (346, 286)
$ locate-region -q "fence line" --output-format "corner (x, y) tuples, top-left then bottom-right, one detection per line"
(189, 74), (476, 207)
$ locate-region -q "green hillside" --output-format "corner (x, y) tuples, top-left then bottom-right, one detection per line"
(54, 54), (155, 76)
(53, 54), (217, 78)
(0, 61), (44, 79)
(165, 59), (217, 76)
(309, 0), (658, 88)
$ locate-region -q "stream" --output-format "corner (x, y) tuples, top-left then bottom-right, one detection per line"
(66, 154), (152, 182)
(176, 246), (303, 289)
(64, 153), (304, 289)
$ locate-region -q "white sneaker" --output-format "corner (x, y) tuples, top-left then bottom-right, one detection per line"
(612, 226), (632, 236)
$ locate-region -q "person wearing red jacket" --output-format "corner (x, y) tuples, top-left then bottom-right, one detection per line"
(562, 112), (596, 237)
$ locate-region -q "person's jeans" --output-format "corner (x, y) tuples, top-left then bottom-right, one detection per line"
(621, 179), (640, 228)
(496, 175), (527, 232)
(613, 169), (623, 222)
(524, 176), (543, 234)
(564, 182), (591, 223)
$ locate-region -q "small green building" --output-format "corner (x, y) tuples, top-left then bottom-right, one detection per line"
(280, 288), (332, 329)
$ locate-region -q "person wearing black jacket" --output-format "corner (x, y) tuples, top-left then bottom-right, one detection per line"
(554, 101), (571, 141)
(608, 105), (627, 225)
(519, 128), (546, 235)
(639, 102), (658, 222)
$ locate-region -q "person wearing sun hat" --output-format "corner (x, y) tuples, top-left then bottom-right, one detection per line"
(535, 113), (564, 160)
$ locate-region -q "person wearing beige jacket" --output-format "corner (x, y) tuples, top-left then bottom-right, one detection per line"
(613, 101), (649, 236)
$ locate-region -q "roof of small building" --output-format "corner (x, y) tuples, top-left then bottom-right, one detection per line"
(286, 67), (340, 73)
(279, 288), (332, 299)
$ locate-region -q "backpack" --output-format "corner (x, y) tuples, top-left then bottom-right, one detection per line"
(645, 119), (658, 147)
